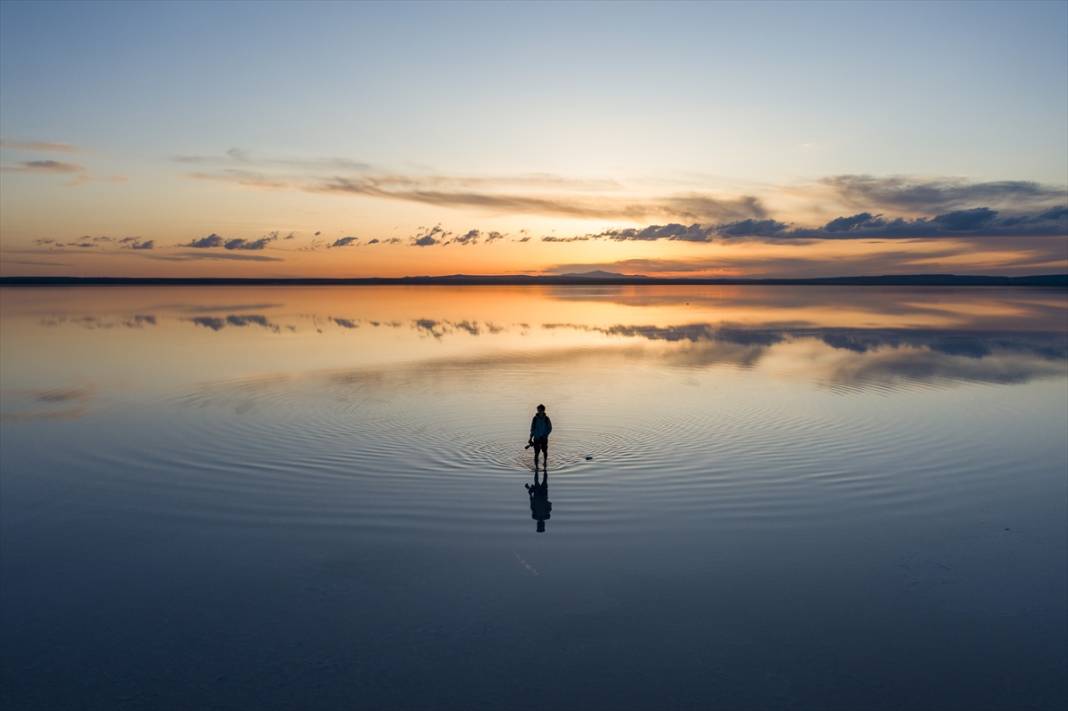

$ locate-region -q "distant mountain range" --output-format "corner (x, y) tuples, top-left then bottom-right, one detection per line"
(1, 273), (1065, 287)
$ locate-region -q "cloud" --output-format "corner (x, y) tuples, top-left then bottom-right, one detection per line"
(0, 139), (78, 153)
(367, 238), (380, 245)
(314, 176), (770, 222)
(30, 235), (153, 250)
(186, 233), (225, 248)
(661, 194), (769, 222)
(778, 206), (1068, 239)
(175, 148), (371, 171)
(459, 229), (505, 244)
(193, 162), (770, 222)
(144, 251), (283, 262)
(21, 235), (152, 252)
(187, 160), (1067, 228)
(823, 175), (1067, 213)
(119, 237), (155, 250)
(542, 235), (592, 242)
(579, 220), (788, 242)
(184, 232), (277, 250)
(411, 225), (450, 247)
(590, 223), (716, 242)
(452, 229), (481, 246)
(3, 159), (85, 174)
(224, 236), (275, 250)
(0, 153), (123, 186)
(717, 219), (790, 238)
(553, 206), (1067, 247)
(329, 236), (360, 248)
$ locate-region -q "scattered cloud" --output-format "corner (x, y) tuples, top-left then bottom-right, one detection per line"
(3, 159), (85, 174)
(329, 236), (360, 248)
(314, 176), (769, 222)
(767, 206), (1068, 240)
(0, 154), (123, 186)
(561, 206), (1067, 245)
(823, 175), (1068, 213)
(184, 232), (278, 250)
(411, 225), (450, 247)
(542, 235), (592, 242)
(30, 235), (155, 250)
(224, 236), (276, 250)
(452, 229), (481, 246)
(0, 139), (78, 153)
(119, 237), (154, 250)
(174, 148), (372, 171)
(186, 233), (225, 248)
(144, 251), (284, 262)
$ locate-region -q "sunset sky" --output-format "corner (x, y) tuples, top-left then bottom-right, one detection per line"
(1, 0), (1066, 278)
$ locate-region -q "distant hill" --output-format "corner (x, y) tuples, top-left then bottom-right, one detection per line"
(558, 270), (650, 280)
(1, 274), (1065, 287)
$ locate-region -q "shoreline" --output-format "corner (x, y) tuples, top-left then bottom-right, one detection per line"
(1, 274), (1066, 287)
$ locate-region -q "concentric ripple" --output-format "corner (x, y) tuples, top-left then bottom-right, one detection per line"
(38, 353), (1055, 541)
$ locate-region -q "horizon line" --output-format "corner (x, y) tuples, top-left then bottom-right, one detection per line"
(1, 273), (1066, 288)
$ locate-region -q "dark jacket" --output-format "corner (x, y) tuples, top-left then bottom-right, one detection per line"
(530, 413), (552, 439)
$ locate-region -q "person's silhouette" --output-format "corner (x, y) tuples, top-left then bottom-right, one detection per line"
(528, 404), (552, 472)
(525, 469), (552, 533)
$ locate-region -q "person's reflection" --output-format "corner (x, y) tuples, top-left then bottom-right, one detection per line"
(525, 470), (552, 533)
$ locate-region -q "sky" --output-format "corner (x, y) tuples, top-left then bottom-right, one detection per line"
(1, 0), (1066, 278)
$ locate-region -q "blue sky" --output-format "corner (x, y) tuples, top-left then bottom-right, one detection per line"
(1, 1), (1066, 277)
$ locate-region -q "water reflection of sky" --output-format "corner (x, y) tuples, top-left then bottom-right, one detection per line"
(2, 286), (1065, 420)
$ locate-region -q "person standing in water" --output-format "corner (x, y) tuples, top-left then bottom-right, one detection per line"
(528, 404), (552, 471)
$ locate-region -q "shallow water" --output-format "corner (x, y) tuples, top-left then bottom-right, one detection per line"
(1, 285), (1066, 710)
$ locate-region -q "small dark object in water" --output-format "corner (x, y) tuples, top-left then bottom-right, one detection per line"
(585, 455), (593, 460)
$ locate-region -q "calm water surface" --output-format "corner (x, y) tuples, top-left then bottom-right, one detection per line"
(1, 286), (1066, 710)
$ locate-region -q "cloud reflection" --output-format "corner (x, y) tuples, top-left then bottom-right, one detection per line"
(19, 292), (1067, 393)
(0, 386), (93, 421)
(188, 314), (288, 333)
